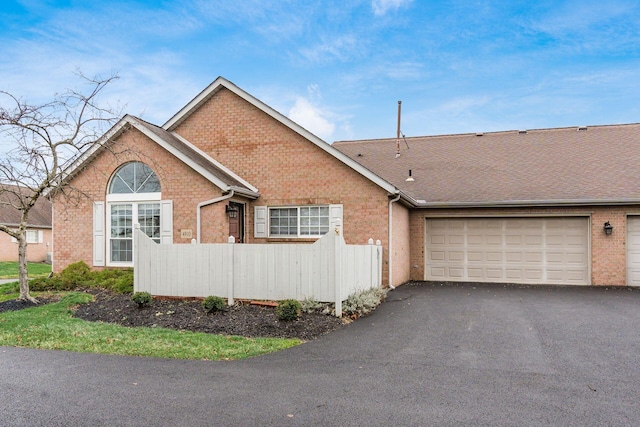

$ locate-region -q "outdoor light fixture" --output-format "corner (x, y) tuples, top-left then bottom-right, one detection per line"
(405, 169), (415, 182)
(604, 221), (613, 235)
(226, 204), (238, 218)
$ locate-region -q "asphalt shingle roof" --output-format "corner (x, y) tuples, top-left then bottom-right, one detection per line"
(333, 123), (640, 206)
(0, 185), (52, 227)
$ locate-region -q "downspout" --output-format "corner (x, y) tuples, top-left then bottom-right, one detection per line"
(388, 192), (401, 290)
(197, 190), (234, 243)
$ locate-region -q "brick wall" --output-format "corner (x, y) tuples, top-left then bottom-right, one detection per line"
(53, 126), (223, 272)
(53, 88), (395, 285)
(0, 228), (52, 263)
(391, 202), (411, 285)
(410, 206), (632, 286)
(173, 87), (393, 283)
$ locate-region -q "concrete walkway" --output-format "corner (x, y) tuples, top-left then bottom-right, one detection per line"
(1, 282), (640, 426)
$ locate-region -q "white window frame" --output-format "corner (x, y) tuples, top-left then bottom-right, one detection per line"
(25, 230), (39, 244)
(268, 205), (332, 238)
(106, 195), (161, 267)
(11, 230), (42, 244)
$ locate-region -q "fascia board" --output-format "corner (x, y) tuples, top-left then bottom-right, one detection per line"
(412, 199), (640, 209)
(162, 77), (399, 196)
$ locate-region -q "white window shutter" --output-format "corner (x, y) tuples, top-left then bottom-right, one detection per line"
(160, 200), (173, 244)
(254, 206), (267, 238)
(93, 202), (105, 266)
(38, 230), (43, 243)
(329, 204), (343, 228)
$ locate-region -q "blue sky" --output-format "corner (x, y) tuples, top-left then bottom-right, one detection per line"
(2, 0), (640, 143)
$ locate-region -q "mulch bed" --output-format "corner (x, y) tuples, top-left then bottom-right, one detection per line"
(72, 289), (346, 340)
(0, 296), (61, 313)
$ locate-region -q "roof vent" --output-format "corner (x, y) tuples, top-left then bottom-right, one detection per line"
(475, 132), (483, 137)
(518, 130), (527, 134)
(577, 126), (588, 131)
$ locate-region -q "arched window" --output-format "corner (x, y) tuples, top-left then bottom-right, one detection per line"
(106, 162), (162, 265)
(109, 162), (161, 194)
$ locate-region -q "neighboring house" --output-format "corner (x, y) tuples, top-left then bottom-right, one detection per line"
(51, 76), (640, 288)
(0, 186), (52, 263)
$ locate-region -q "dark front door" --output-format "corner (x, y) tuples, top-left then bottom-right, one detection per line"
(228, 202), (244, 243)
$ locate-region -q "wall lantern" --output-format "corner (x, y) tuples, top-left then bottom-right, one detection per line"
(226, 204), (238, 219)
(603, 221), (613, 236)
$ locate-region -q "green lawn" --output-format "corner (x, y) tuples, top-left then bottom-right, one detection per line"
(0, 261), (52, 279)
(0, 275), (301, 360)
(0, 289), (301, 360)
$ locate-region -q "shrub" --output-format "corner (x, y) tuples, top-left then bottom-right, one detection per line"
(276, 299), (302, 321)
(300, 297), (326, 314)
(341, 287), (388, 318)
(202, 296), (226, 313)
(29, 263), (133, 293)
(131, 291), (152, 307)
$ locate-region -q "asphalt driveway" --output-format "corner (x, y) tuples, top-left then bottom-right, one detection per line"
(2, 282), (640, 426)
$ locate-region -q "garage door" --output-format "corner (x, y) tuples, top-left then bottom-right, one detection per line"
(425, 217), (589, 285)
(626, 216), (640, 286)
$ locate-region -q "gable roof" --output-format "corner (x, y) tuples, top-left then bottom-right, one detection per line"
(334, 123), (640, 207)
(0, 185), (52, 228)
(163, 76), (401, 199)
(58, 115), (260, 199)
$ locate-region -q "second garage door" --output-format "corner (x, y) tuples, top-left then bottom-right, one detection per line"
(425, 217), (589, 285)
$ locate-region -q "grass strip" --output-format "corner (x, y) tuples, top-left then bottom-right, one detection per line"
(0, 261), (52, 279)
(0, 293), (301, 360)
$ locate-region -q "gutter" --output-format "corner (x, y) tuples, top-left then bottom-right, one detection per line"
(387, 192), (401, 290)
(196, 190), (234, 243)
(410, 198), (640, 209)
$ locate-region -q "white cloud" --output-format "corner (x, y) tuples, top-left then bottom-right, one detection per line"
(288, 96), (336, 141)
(372, 0), (413, 16)
(298, 35), (360, 64)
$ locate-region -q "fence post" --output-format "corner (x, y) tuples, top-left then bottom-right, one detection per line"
(376, 239), (383, 287)
(228, 235), (235, 306)
(334, 219), (342, 317)
(133, 224), (140, 293)
(368, 238), (374, 289)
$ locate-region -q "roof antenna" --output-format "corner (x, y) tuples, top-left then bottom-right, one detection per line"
(396, 101), (402, 158)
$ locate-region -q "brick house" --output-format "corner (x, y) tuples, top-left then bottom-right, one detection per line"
(0, 185), (52, 263)
(52, 77), (411, 287)
(52, 76), (640, 288)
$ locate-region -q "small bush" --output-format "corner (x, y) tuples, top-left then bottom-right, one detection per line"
(202, 296), (226, 313)
(300, 297), (326, 314)
(29, 263), (133, 293)
(276, 299), (302, 321)
(131, 291), (152, 307)
(342, 287), (388, 318)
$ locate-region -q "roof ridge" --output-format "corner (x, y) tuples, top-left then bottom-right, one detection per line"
(333, 122), (640, 144)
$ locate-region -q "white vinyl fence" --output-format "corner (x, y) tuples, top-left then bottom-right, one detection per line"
(133, 223), (383, 316)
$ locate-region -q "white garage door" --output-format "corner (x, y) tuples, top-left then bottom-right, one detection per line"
(626, 216), (640, 286)
(425, 217), (589, 285)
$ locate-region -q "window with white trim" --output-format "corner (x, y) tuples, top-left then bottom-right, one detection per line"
(10, 230), (42, 244)
(25, 230), (39, 243)
(269, 206), (330, 237)
(107, 162), (161, 265)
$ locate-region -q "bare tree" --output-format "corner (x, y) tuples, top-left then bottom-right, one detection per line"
(0, 73), (120, 302)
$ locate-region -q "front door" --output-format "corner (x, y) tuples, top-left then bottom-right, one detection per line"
(228, 202), (244, 243)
